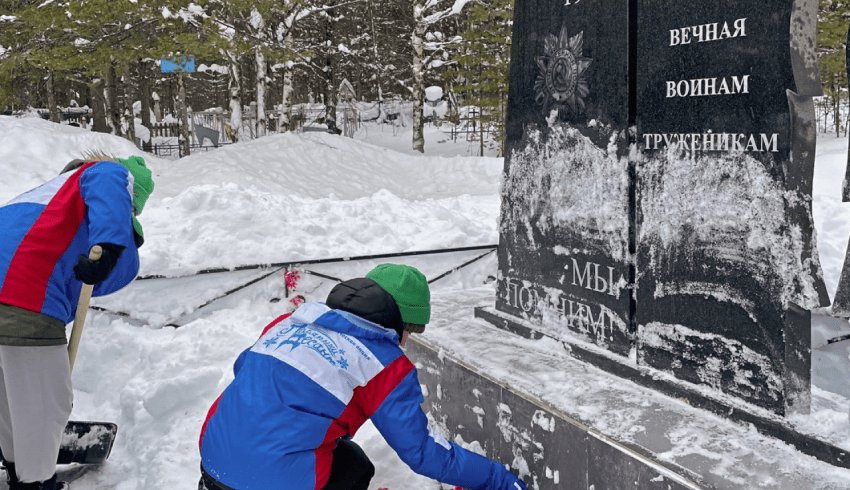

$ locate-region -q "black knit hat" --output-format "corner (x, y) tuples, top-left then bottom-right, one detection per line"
(325, 278), (404, 338)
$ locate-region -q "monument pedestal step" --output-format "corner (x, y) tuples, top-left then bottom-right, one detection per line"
(473, 306), (850, 471)
(410, 287), (850, 489)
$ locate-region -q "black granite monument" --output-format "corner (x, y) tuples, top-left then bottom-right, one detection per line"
(477, 0), (830, 417)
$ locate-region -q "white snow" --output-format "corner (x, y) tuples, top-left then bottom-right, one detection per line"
(425, 86), (443, 101)
(0, 115), (500, 489)
(640, 145), (823, 310)
(502, 125), (630, 261)
(1, 114), (850, 488)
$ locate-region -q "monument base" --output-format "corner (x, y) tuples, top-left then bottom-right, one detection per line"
(405, 286), (850, 488)
(407, 336), (705, 490)
(467, 306), (849, 471)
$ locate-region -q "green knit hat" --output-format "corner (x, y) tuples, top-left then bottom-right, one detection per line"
(366, 264), (431, 325)
(115, 156), (154, 237)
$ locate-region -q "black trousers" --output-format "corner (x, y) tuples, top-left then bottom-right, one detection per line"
(198, 440), (375, 490)
(322, 440), (375, 490)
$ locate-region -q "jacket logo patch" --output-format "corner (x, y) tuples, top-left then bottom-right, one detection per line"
(264, 323), (349, 370)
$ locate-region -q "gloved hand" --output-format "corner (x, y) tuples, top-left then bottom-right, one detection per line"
(73, 243), (124, 285)
(133, 229), (144, 248)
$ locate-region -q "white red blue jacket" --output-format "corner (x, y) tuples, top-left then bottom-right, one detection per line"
(0, 161), (140, 323)
(200, 302), (520, 490)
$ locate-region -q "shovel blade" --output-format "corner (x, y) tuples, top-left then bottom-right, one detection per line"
(57, 421), (118, 465)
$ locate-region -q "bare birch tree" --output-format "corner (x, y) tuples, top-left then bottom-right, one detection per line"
(411, 0), (472, 152)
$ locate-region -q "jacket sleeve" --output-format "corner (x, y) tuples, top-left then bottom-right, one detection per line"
(78, 162), (140, 296)
(369, 366), (516, 490)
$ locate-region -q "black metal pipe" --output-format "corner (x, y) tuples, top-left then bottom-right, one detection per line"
(137, 244), (498, 280)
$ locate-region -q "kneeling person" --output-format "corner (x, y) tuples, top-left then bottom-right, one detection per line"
(199, 264), (527, 490)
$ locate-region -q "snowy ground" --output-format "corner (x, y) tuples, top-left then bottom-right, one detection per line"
(0, 115), (850, 488)
(812, 133), (850, 301)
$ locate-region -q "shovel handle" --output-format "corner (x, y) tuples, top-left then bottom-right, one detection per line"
(68, 245), (102, 372)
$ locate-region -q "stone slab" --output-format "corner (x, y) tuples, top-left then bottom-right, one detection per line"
(407, 335), (704, 490)
(474, 305), (850, 470)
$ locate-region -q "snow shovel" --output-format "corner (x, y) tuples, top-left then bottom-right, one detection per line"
(59, 245), (118, 465)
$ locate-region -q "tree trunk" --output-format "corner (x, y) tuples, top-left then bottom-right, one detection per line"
(91, 79), (110, 134)
(178, 71), (191, 157)
(446, 86), (458, 119)
(225, 50), (243, 143)
(46, 70), (60, 123)
(106, 62), (122, 136)
(823, 102), (828, 133)
(411, 17), (426, 153)
(123, 72), (137, 146)
(256, 47), (267, 135)
(153, 92), (162, 122)
(139, 60), (152, 151)
(367, 0), (382, 101)
(832, 83), (841, 138)
(280, 45), (294, 133)
(500, 90), (507, 157)
(845, 21), (850, 202)
(324, 2), (338, 132)
(480, 106), (485, 157)
(241, 56), (253, 138)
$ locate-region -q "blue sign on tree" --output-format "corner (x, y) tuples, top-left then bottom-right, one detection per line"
(161, 55), (195, 73)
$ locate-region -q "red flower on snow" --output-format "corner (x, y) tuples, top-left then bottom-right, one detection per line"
(289, 294), (306, 308)
(284, 270), (300, 290)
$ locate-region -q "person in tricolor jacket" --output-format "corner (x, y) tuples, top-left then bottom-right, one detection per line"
(0, 155), (154, 490)
(199, 264), (528, 490)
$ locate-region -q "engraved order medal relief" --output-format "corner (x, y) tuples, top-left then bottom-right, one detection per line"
(534, 25), (593, 117)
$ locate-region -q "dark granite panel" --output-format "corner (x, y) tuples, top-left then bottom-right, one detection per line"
(497, 0), (633, 357)
(495, 0), (826, 425)
(496, 388), (588, 490)
(496, 248), (633, 357)
(633, 0), (826, 414)
(505, 0), (631, 148)
(409, 340), (502, 459)
(783, 302), (811, 414)
(587, 436), (698, 490)
(786, 89), (831, 307)
(636, 1), (794, 154)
